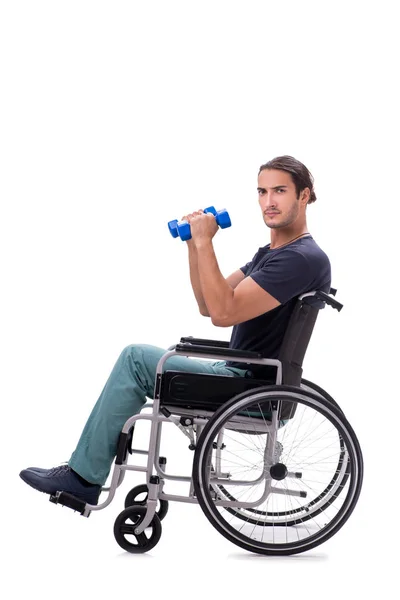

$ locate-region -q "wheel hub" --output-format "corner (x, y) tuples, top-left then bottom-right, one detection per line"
(269, 462), (288, 481)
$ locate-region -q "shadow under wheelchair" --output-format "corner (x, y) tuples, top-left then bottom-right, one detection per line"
(49, 288), (364, 557)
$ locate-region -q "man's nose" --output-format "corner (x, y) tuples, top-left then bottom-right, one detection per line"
(264, 197), (277, 209)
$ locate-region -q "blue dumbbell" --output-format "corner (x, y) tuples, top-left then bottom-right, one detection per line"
(168, 206), (231, 241)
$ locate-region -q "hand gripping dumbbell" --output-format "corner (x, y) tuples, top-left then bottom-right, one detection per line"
(168, 206), (231, 241)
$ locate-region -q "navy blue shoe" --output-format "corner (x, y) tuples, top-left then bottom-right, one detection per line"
(19, 465), (101, 505)
(26, 467), (52, 473)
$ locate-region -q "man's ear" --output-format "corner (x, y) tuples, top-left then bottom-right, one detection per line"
(301, 187), (310, 205)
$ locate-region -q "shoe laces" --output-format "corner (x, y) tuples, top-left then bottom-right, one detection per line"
(48, 465), (71, 476)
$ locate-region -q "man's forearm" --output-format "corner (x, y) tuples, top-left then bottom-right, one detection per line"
(187, 243), (210, 315)
(196, 240), (234, 324)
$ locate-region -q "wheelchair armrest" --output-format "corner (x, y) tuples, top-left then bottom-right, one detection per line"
(175, 342), (263, 360)
(179, 336), (230, 348)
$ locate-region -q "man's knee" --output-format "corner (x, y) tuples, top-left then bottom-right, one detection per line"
(120, 343), (166, 384)
(122, 343), (161, 375)
(117, 344), (151, 392)
(122, 344), (153, 361)
(120, 344), (147, 372)
(122, 343), (138, 355)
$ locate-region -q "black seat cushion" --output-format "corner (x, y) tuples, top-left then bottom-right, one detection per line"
(159, 370), (276, 412)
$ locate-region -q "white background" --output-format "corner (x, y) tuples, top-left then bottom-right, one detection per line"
(1, 0), (398, 598)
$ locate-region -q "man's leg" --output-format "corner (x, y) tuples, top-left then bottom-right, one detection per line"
(20, 343), (250, 501)
(68, 343), (250, 486)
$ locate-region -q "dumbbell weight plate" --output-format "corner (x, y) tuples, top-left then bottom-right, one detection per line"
(168, 219), (179, 238)
(216, 209), (231, 229)
(177, 220), (192, 241)
(204, 206), (217, 215)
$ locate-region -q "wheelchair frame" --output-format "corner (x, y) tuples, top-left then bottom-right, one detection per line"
(50, 287), (363, 556)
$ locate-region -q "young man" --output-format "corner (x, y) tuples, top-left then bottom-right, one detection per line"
(19, 155), (331, 505)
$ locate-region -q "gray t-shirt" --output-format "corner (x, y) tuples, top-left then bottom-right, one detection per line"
(225, 235), (331, 377)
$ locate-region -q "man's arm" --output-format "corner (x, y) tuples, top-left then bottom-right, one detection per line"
(196, 239), (280, 326)
(186, 211), (279, 324)
(184, 209), (246, 316)
(188, 240), (246, 316)
(187, 240), (210, 316)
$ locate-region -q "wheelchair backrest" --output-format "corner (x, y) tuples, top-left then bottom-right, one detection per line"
(275, 291), (328, 421)
(278, 295), (323, 387)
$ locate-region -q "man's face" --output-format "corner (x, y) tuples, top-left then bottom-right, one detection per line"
(257, 168), (308, 229)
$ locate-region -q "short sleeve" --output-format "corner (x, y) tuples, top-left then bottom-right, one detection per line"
(249, 250), (313, 304)
(239, 249), (260, 276)
(240, 261), (252, 275)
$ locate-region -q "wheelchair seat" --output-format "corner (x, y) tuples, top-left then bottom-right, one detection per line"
(160, 370), (276, 413)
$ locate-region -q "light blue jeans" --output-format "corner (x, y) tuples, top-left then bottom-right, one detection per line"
(68, 344), (251, 485)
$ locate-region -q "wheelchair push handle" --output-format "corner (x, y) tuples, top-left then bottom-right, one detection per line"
(299, 287), (342, 311)
(314, 290), (343, 312)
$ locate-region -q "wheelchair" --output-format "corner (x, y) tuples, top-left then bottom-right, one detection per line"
(50, 287), (364, 556)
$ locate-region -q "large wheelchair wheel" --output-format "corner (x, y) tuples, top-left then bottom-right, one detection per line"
(192, 384), (363, 556)
(214, 379), (350, 526)
(300, 377), (344, 414)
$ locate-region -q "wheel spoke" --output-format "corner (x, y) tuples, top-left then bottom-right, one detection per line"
(120, 524), (136, 536)
(136, 532), (149, 547)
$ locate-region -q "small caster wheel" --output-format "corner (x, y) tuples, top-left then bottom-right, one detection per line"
(114, 505), (162, 553)
(125, 484), (169, 521)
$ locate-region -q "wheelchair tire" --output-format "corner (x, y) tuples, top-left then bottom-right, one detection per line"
(214, 380), (350, 526)
(300, 378), (345, 414)
(125, 484), (169, 521)
(193, 384), (363, 556)
(114, 505), (162, 553)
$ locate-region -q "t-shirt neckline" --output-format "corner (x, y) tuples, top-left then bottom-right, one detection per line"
(267, 234), (312, 251)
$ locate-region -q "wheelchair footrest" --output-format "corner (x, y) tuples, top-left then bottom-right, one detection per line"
(49, 491), (90, 516)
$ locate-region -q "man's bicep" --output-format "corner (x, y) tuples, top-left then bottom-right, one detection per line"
(201, 269), (245, 317)
(215, 276), (281, 327)
(225, 269), (246, 290)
